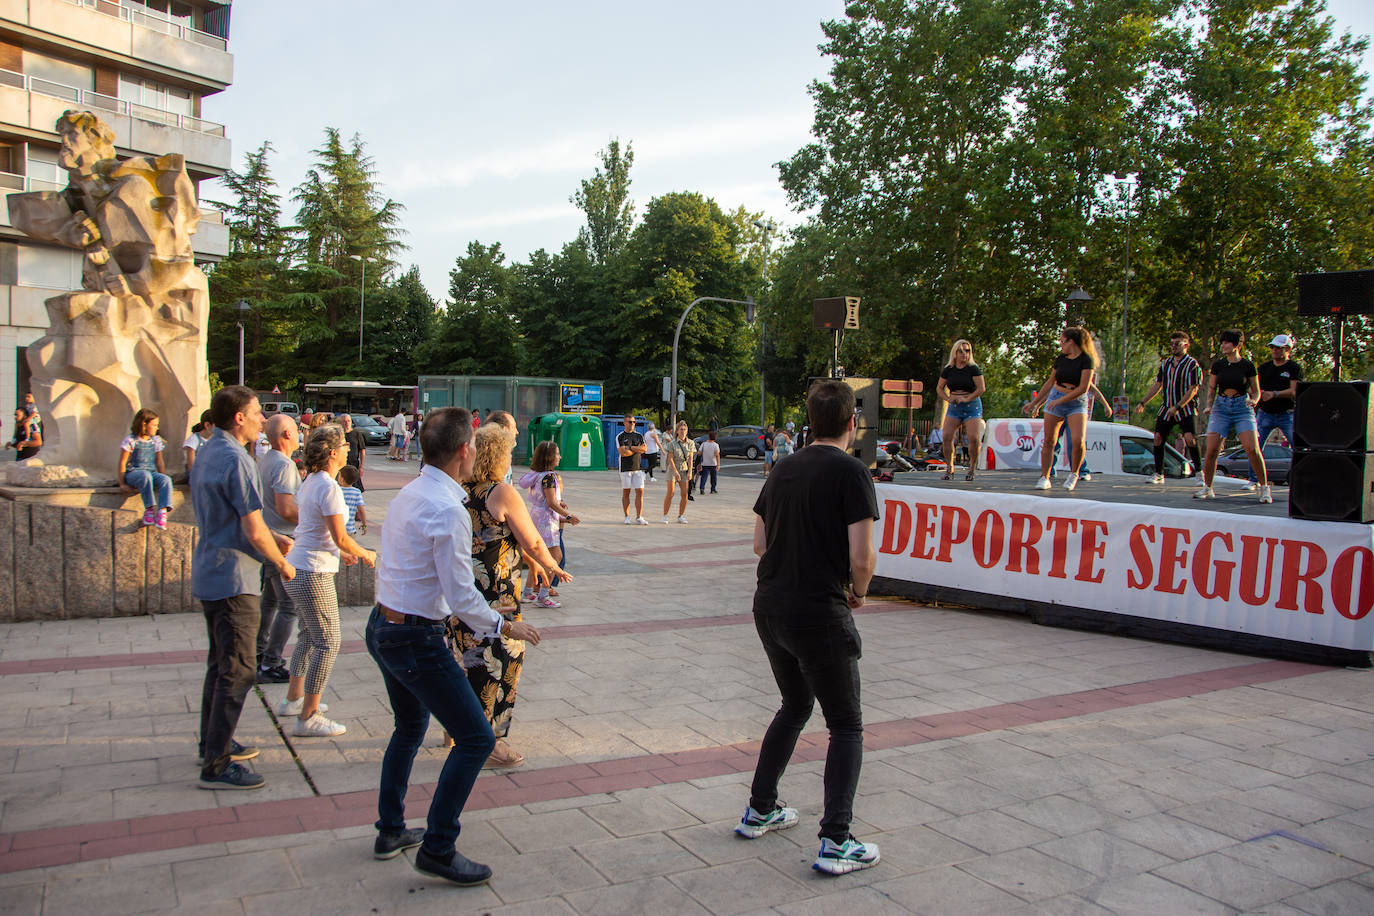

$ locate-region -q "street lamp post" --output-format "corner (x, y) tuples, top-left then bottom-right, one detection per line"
(1119, 182), (1134, 397)
(234, 299), (251, 385)
(670, 295), (756, 431)
(752, 218), (776, 426)
(349, 255), (374, 364)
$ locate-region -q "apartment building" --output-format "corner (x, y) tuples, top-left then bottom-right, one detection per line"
(0, 0), (232, 416)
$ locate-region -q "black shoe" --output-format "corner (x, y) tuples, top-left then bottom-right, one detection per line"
(195, 740), (259, 766)
(687, 494), (695, 501)
(255, 665), (290, 684)
(413, 847), (492, 886)
(198, 761), (265, 790)
(374, 827), (425, 860)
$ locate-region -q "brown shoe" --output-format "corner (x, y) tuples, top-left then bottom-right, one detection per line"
(485, 738), (525, 768)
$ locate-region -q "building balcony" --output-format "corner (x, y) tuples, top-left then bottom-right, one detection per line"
(0, 68), (231, 171)
(0, 0), (233, 88)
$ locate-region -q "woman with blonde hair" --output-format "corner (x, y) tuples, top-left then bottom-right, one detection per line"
(934, 338), (986, 481)
(1028, 326), (1099, 492)
(280, 424), (376, 737)
(449, 424), (571, 767)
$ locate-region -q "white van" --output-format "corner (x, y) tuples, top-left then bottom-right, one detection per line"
(980, 418), (1197, 478)
(261, 401), (300, 417)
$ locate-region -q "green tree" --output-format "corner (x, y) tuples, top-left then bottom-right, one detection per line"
(420, 242), (519, 375)
(360, 266), (436, 383)
(571, 139), (635, 266)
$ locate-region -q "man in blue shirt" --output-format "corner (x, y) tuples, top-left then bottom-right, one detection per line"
(192, 385), (296, 790)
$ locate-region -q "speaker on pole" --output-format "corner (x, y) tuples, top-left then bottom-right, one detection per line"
(1297, 269), (1374, 317)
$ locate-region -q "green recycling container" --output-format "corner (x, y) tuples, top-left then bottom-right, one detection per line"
(527, 413), (606, 471)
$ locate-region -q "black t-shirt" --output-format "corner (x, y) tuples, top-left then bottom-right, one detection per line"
(1256, 360), (1303, 414)
(940, 363), (983, 393)
(1211, 358), (1257, 395)
(616, 430), (644, 472)
(344, 429), (367, 468)
(1053, 353), (1093, 387)
(753, 444), (880, 619)
(764, 430), (775, 449)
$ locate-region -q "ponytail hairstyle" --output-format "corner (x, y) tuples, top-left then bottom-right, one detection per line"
(302, 424), (344, 475)
(531, 440), (559, 472)
(1063, 326), (1100, 370)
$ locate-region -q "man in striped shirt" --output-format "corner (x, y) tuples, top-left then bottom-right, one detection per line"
(1135, 331), (1204, 483)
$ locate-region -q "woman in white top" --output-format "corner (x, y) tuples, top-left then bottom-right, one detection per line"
(182, 409), (213, 478)
(643, 420), (663, 480)
(280, 424), (377, 738)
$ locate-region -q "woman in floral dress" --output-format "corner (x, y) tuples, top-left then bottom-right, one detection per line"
(447, 424), (570, 767)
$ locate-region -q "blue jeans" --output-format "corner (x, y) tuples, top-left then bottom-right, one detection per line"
(699, 466), (718, 493)
(1045, 388), (1087, 418)
(750, 612), (863, 842)
(124, 467), (172, 509)
(1207, 394), (1257, 437)
(1249, 411), (1293, 482)
(947, 398), (983, 421)
(198, 595), (259, 777)
(365, 608), (496, 855)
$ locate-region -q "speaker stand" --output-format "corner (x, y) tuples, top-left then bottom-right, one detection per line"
(1332, 313), (1344, 381)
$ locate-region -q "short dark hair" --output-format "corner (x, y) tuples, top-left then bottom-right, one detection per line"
(419, 407), (472, 467)
(211, 385), (256, 430)
(336, 464), (360, 487)
(1169, 330), (1190, 342)
(130, 407), (158, 437)
(807, 379), (855, 440)
(487, 409), (515, 431)
(1219, 328), (1243, 346)
(197, 409), (212, 432)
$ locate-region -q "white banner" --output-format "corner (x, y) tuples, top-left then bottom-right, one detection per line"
(874, 483), (1374, 651)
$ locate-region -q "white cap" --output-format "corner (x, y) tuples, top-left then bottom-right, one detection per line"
(1268, 333), (1294, 348)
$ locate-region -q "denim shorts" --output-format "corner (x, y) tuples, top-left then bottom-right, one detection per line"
(1207, 394), (1257, 437)
(1045, 388), (1087, 418)
(947, 398), (983, 422)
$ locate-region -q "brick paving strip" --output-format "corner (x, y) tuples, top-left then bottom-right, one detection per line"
(0, 657), (1322, 873)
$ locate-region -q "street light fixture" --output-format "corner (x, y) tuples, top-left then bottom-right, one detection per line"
(349, 255), (375, 364)
(752, 218), (777, 426)
(671, 295), (757, 431)
(234, 299), (251, 386)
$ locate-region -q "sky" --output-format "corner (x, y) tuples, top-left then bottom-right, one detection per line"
(203, 0), (1374, 303)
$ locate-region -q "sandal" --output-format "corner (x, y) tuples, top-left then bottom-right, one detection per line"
(965, 467), (977, 481)
(486, 739), (525, 768)
(941, 470), (953, 481)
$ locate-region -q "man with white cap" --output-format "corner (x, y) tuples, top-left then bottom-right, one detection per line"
(1249, 333), (1302, 489)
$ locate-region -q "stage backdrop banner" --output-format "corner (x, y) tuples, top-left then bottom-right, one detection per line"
(874, 483), (1374, 651)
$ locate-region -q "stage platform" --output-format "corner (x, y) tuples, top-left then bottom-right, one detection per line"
(880, 468), (1291, 518)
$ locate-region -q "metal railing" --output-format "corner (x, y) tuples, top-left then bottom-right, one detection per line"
(65, 0), (229, 51)
(0, 68), (226, 138)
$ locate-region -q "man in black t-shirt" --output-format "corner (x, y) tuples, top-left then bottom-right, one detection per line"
(735, 379), (881, 876)
(616, 415), (647, 524)
(1249, 333), (1302, 485)
(340, 414), (368, 491)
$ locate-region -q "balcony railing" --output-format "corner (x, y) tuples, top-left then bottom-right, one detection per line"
(64, 0), (229, 51)
(0, 68), (227, 138)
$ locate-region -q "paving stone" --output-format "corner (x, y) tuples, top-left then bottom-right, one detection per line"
(997, 794), (1120, 837)
(958, 846), (1098, 901)
(1107, 812), (1238, 860)
(1296, 818), (1374, 868)
(42, 863), (177, 916)
(487, 807), (614, 853)
(1281, 879), (1374, 915)
(1034, 828), (1173, 877)
(171, 849), (301, 904)
(773, 884), (917, 915)
(873, 864), (1027, 913)
(1156, 850), (1306, 910)
(929, 809), (1058, 854)
(904, 775), (1020, 816)
(853, 789), (949, 831)
(0, 881), (43, 916)
(563, 875), (711, 915)
(482, 845), (609, 905)
(1221, 832), (1368, 888)
(667, 859), (809, 916)
(1169, 797), (1300, 841)
(1241, 785), (1353, 824)
(575, 832), (704, 881)
(582, 794), (700, 837)
(1081, 871), (1235, 914)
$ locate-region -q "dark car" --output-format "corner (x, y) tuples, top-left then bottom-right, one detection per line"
(1217, 443), (1291, 484)
(694, 424), (768, 459)
(348, 414), (390, 447)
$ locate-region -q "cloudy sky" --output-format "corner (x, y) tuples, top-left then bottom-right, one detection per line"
(203, 0), (1374, 302)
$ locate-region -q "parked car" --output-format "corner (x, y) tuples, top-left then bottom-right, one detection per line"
(1216, 443), (1291, 484)
(347, 414), (390, 447)
(694, 425), (767, 459)
(261, 401), (299, 417)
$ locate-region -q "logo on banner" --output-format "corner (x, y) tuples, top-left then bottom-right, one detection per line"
(1016, 435), (1035, 451)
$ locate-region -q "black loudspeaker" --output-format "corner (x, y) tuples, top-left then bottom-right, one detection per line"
(1289, 450), (1374, 522)
(1292, 381), (1374, 452)
(1298, 269), (1374, 317)
(812, 296), (860, 330)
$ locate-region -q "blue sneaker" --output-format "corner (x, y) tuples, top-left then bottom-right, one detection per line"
(734, 803), (799, 838)
(813, 835), (880, 875)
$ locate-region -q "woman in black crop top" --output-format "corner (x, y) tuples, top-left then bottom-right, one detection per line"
(1195, 329), (1269, 502)
(1027, 326), (1099, 492)
(935, 338), (986, 480)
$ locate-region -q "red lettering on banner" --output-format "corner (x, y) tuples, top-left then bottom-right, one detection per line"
(936, 506), (972, 563)
(910, 503), (938, 560)
(1155, 527), (1191, 595)
(1007, 513), (1042, 574)
(1331, 546), (1374, 621)
(1239, 536), (1280, 605)
(1044, 517), (1078, 579)
(1276, 540), (1327, 614)
(1076, 519), (1107, 583)
(879, 500), (911, 555)
(972, 509), (1005, 569)
(1127, 525), (1155, 590)
(1192, 531), (1235, 600)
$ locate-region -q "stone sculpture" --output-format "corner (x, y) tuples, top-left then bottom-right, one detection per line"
(6, 109), (209, 481)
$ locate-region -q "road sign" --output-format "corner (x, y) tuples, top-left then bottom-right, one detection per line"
(882, 393), (923, 409)
(882, 379), (923, 393)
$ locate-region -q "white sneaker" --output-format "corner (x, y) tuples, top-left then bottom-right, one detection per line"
(1241, 482), (1258, 492)
(1080, 471), (1092, 482)
(277, 697), (327, 717)
(1034, 477), (1051, 490)
(662, 515), (670, 524)
(623, 516), (634, 525)
(292, 713), (346, 737)
(1193, 486), (1215, 499)
(1149, 473), (1164, 485)
(1259, 485), (1273, 504)
(676, 516), (688, 524)
(1063, 473), (1080, 492)
(635, 517), (648, 525)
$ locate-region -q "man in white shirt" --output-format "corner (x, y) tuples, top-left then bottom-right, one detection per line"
(388, 409), (408, 460)
(365, 407), (542, 886)
(255, 414), (300, 684)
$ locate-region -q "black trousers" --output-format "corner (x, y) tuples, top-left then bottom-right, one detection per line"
(199, 594), (260, 777)
(749, 612), (863, 842)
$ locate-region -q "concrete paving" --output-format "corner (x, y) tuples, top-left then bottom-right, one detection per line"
(2, 456), (1373, 914)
